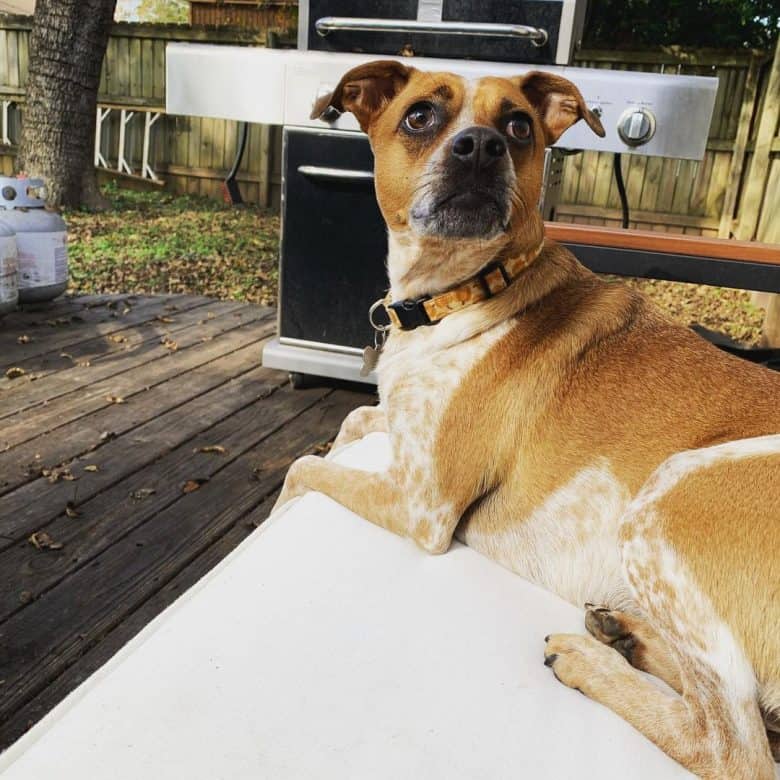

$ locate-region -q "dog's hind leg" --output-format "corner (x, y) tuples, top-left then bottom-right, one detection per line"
(543, 628), (773, 779)
(545, 450), (778, 779)
(584, 605), (683, 694)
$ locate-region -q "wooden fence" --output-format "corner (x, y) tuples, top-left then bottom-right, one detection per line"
(189, 0), (297, 31)
(0, 16), (777, 243)
(0, 18), (283, 206)
(559, 43), (779, 242)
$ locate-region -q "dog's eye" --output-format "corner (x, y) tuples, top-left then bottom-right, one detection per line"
(403, 102), (436, 132)
(506, 116), (532, 141)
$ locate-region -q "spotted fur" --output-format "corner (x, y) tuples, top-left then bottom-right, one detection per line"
(277, 62), (780, 777)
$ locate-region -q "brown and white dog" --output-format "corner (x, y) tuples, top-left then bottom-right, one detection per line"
(274, 60), (780, 778)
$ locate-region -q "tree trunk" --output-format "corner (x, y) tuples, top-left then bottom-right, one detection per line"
(16, 0), (118, 210)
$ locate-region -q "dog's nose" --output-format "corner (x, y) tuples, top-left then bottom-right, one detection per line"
(451, 126), (507, 169)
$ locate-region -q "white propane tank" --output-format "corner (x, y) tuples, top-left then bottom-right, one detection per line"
(0, 177), (68, 303)
(0, 219), (18, 315)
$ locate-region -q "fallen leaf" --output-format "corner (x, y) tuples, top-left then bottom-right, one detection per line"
(182, 478), (209, 494)
(77, 360), (91, 367)
(90, 431), (116, 452)
(108, 334), (127, 344)
(29, 531), (63, 551)
(206, 312), (216, 319)
(65, 502), (81, 518)
(43, 466), (77, 483)
(131, 487), (156, 501)
(23, 462), (44, 478)
(105, 394), (125, 404)
(5, 367), (25, 379)
(196, 445), (227, 455)
(156, 315), (175, 324)
(16, 335), (31, 344)
(161, 336), (178, 351)
(60, 352), (74, 360)
(83, 464), (99, 472)
(121, 305), (132, 315)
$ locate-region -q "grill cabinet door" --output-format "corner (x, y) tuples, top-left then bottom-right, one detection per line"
(279, 128), (388, 351)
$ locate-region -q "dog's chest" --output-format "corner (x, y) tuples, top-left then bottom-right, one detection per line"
(377, 321), (511, 476)
(460, 462), (634, 609)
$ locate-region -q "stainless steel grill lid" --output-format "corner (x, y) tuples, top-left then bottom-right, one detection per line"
(298, 0), (587, 65)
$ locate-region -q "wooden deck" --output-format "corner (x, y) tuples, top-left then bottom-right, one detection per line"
(0, 294), (375, 751)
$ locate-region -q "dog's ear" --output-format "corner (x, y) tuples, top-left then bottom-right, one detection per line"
(310, 60), (414, 132)
(515, 71), (605, 145)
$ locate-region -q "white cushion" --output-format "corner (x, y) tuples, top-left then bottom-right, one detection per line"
(0, 432), (694, 779)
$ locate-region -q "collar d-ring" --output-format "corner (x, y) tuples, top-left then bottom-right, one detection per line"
(368, 298), (392, 332)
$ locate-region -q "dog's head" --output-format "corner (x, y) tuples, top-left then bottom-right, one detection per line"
(312, 62), (604, 242)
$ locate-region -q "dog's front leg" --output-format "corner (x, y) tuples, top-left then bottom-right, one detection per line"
(328, 405), (387, 456)
(273, 456), (458, 554)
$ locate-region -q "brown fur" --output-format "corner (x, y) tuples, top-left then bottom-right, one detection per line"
(279, 61), (780, 778)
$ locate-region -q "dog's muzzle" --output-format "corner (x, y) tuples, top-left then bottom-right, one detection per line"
(410, 125), (512, 239)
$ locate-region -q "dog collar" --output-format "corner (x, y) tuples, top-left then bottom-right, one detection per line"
(374, 240), (545, 332)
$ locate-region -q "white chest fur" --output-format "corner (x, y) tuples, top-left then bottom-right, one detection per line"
(461, 462), (634, 610)
(375, 316), (513, 551)
(378, 317), (513, 455)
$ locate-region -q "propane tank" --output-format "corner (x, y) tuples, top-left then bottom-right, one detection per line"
(0, 220), (18, 316)
(0, 177), (68, 303)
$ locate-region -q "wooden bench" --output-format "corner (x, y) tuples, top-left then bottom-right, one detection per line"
(546, 223), (780, 345)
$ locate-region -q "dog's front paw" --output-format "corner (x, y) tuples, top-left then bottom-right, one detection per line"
(543, 633), (628, 694)
(272, 454), (321, 514)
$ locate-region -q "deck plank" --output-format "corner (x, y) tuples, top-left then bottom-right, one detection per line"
(0, 491), (279, 751)
(0, 317), (273, 452)
(0, 389), (368, 729)
(0, 295), (211, 370)
(0, 381), (332, 621)
(0, 299), (253, 414)
(0, 362), (289, 545)
(0, 302), (270, 419)
(0, 296), (375, 751)
(0, 338), (269, 500)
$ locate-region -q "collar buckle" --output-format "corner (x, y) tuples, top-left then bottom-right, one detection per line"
(387, 295), (432, 330)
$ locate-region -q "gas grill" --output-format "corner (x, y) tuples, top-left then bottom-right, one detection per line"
(166, 0), (720, 386)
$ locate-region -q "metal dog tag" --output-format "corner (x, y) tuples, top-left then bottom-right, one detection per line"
(360, 345), (381, 377)
(362, 298), (390, 377)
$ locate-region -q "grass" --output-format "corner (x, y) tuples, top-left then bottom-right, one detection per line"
(622, 276), (765, 345)
(65, 184), (280, 306)
(64, 184), (766, 345)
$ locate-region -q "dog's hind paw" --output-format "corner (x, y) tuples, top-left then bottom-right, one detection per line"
(584, 606), (639, 662)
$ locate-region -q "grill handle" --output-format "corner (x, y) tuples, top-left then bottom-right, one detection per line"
(314, 17), (549, 47)
(298, 165), (375, 181)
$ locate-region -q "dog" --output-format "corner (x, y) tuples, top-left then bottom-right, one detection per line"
(273, 60), (780, 778)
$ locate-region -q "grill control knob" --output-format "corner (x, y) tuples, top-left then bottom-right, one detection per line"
(617, 107), (656, 146)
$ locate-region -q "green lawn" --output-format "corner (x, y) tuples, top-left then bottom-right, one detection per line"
(65, 185), (280, 306)
(64, 185), (766, 344)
